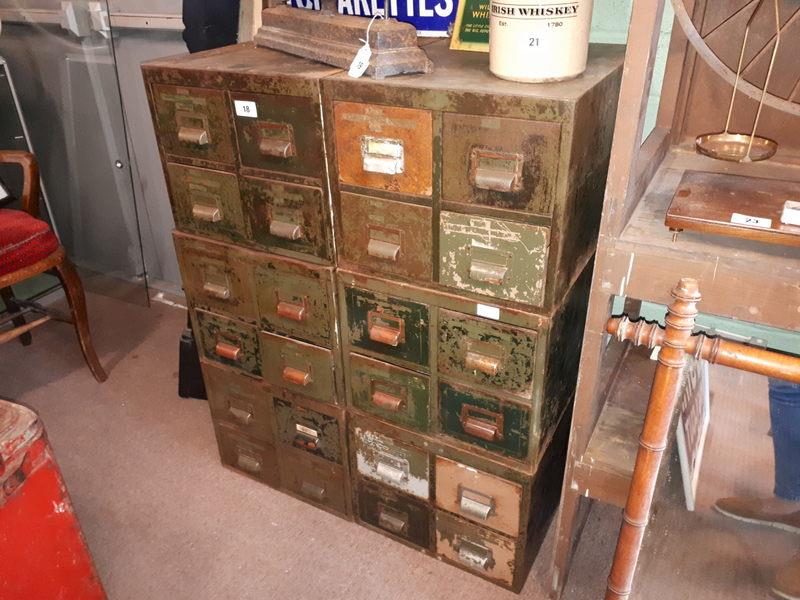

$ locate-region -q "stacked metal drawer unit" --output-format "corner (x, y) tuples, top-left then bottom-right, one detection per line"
(143, 40), (623, 591)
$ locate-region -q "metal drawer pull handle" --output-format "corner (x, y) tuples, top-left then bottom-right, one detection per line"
(367, 238), (401, 261)
(259, 137), (293, 158)
(269, 219), (304, 241)
(202, 282), (230, 300)
(464, 350), (502, 376)
(367, 311), (405, 347)
(282, 366), (311, 386)
(470, 148), (524, 193)
(236, 452), (261, 474)
(475, 168), (517, 192)
(300, 480), (326, 501)
(277, 300), (306, 322)
(378, 506), (409, 535)
(469, 259), (508, 285)
(215, 341), (242, 362)
(228, 405), (254, 426)
(371, 390), (404, 412)
(460, 405), (504, 442)
(361, 136), (404, 175)
(178, 126), (209, 146)
(458, 539), (492, 570)
(459, 487), (494, 520)
(192, 204), (222, 222)
(376, 454), (409, 484)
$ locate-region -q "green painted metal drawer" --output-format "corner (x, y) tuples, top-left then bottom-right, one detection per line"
(438, 382), (530, 461)
(439, 211), (549, 307)
(241, 176), (331, 262)
(357, 477), (433, 551)
(214, 423), (279, 487)
(194, 309), (261, 377)
(279, 445), (348, 516)
(205, 362), (273, 443)
(438, 309), (538, 401)
(353, 425), (430, 500)
(167, 163), (247, 244)
(254, 257), (335, 348)
(344, 286), (430, 369)
(349, 353), (430, 433)
(274, 397), (343, 463)
(260, 332), (336, 403)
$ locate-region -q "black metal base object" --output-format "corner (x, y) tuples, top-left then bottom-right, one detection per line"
(178, 319), (207, 400)
(254, 6), (433, 79)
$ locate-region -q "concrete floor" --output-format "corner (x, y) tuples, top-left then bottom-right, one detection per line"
(0, 288), (794, 599)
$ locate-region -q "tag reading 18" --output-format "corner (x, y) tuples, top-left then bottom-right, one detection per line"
(234, 100), (258, 118)
(348, 43), (372, 78)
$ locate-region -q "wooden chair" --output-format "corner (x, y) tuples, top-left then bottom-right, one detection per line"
(0, 150), (107, 382)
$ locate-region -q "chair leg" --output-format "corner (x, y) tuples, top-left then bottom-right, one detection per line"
(54, 257), (107, 383)
(0, 287), (32, 346)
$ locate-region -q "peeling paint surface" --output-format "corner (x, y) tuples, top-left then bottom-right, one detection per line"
(354, 427), (430, 500)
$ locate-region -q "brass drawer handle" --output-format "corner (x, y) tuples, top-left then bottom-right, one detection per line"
(469, 148), (523, 193)
(276, 300), (306, 322)
(469, 259), (508, 285)
(178, 126), (209, 146)
(367, 238), (401, 262)
(215, 341), (242, 362)
(192, 204), (222, 222)
(269, 219), (304, 241)
(371, 389), (404, 412)
(236, 452), (261, 474)
(457, 539), (492, 571)
(300, 480), (326, 501)
(367, 311), (405, 347)
(460, 405), (504, 442)
(259, 137), (294, 158)
(282, 366), (311, 386)
(202, 282), (230, 300)
(228, 405), (254, 426)
(459, 487), (495, 520)
(378, 505), (409, 535)
(258, 122), (295, 158)
(464, 350), (502, 377)
(361, 135), (404, 175)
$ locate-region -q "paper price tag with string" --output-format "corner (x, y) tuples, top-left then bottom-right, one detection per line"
(348, 13), (384, 78)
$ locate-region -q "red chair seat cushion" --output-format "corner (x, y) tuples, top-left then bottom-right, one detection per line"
(0, 209), (59, 278)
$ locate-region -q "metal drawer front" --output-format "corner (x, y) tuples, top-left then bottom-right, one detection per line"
(435, 456), (522, 537)
(439, 211), (549, 307)
(274, 398), (342, 463)
(255, 258), (335, 348)
(260, 332), (336, 404)
(438, 309), (538, 400)
(333, 101), (433, 197)
(205, 363), (273, 443)
(279, 446), (348, 516)
(167, 163), (247, 244)
(442, 113), (561, 216)
(353, 426), (430, 500)
(438, 383), (530, 460)
(241, 176), (330, 262)
(435, 511), (517, 586)
(339, 192), (433, 281)
(345, 287), (429, 369)
(215, 423), (279, 486)
(349, 354), (430, 433)
(357, 478), (432, 550)
(195, 310), (261, 377)
(174, 235), (257, 323)
(231, 92), (325, 179)
(152, 84), (235, 164)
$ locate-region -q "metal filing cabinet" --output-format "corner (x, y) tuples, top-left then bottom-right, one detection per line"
(143, 39), (624, 592)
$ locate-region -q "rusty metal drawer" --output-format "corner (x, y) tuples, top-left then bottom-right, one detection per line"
(205, 362), (273, 443)
(174, 234), (257, 323)
(260, 332), (335, 403)
(357, 477), (433, 551)
(435, 456), (522, 537)
(195, 309), (261, 377)
(439, 211), (550, 307)
(254, 258), (335, 349)
(230, 91), (325, 180)
(214, 423), (279, 486)
(167, 163), (247, 244)
(438, 382), (530, 461)
(435, 511), (519, 587)
(274, 396), (342, 463)
(344, 286), (430, 369)
(348, 353), (430, 433)
(241, 177), (330, 262)
(441, 113), (561, 216)
(438, 309), (538, 401)
(338, 192), (432, 281)
(333, 101), (433, 197)
(279, 445), (348, 516)
(353, 425), (430, 500)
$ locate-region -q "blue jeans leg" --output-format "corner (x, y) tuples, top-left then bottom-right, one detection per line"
(769, 378), (800, 502)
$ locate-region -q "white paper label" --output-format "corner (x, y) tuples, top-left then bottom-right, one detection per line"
(476, 304), (500, 320)
(730, 212), (772, 229)
(234, 100), (258, 118)
(295, 423), (318, 438)
(348, 42), (372, 78)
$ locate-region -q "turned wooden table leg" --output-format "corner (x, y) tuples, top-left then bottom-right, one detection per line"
(604, 278), (701, 600)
